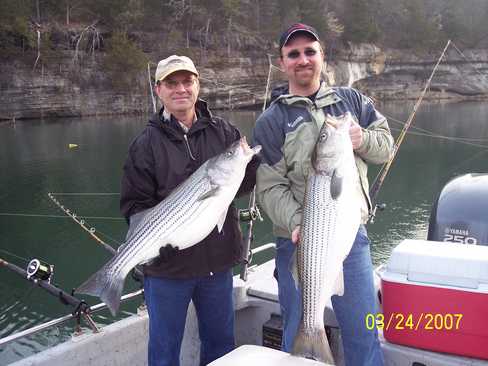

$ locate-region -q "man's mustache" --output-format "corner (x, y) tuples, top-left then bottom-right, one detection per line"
(295, 66), (314, 71)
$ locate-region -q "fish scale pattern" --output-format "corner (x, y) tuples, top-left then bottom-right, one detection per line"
(110, 168), (212, 277)
(299, 173), (337, 331)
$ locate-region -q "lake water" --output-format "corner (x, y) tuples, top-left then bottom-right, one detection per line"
(1, 101), (487, 363)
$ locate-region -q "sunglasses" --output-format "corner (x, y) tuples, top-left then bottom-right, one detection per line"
(286, 49), (319, 59)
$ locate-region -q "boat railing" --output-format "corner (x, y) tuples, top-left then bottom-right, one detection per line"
(1, 242), (276, 349)
(0, 289), (144, 347)
(250, 242), (275, 256)
(239, 242), (275, 279)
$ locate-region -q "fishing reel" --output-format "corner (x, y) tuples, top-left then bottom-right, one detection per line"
(26, 259), (54, 283)
(239, 205), (263, 222)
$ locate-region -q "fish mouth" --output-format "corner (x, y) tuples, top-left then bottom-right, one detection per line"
(239, 136), (261, 155)
(326, 112), (354, 129)
(239, 136), (249, 149)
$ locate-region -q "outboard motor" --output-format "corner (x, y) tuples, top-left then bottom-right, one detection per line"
(427, 173), (488, 245)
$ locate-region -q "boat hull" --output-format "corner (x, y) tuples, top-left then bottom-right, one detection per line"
(8, 255), (488, 366)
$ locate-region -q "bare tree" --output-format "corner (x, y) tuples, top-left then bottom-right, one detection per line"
(33, 22), (42, 70)
(72, 21), (100, 65)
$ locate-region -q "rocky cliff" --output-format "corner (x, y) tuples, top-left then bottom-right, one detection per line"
(1, 43), (488, 121)
(0, 53), (149, 120)
(340, 44), (488, 102)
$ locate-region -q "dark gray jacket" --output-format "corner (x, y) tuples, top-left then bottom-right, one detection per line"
(120, 100), (259, 278)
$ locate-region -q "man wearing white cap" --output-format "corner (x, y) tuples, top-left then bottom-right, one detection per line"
(120, 55), (259, 366)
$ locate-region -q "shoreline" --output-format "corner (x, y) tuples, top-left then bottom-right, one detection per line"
(2, 95), (488, 123)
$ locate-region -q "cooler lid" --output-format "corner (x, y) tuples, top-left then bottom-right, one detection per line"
(208, 345), (331, 365)
(384, 239), (488, 290)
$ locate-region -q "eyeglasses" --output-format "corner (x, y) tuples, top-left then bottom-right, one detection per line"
(162, 78), (197, 89)
(286, 48), (318, 59)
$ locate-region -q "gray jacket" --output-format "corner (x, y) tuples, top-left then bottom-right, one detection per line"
(252, 82), (394, 238)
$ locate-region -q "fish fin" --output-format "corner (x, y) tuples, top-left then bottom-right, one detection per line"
(332, 269), (345, 296)
(76, 263), (126, 316)
(330, 169), (343, 200)
(125, 209), (149, 241)
(217, 207), (229, 233)
(290, 250), (299, 290)
(292, 326), (335, 363)
(197, 186), (219, 201)
(117, 209), (150, 253)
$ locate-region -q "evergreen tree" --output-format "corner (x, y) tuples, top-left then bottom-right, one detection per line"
(398, 0), (440, 50)
(0, 0), (36, 58)
(103, 30), (148, 89)
(342, 0), (379, 43)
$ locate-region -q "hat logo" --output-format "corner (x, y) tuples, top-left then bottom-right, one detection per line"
(168, 59), (184, 66)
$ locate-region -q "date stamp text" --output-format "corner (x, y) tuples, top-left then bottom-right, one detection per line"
(365, 313), (463, 331)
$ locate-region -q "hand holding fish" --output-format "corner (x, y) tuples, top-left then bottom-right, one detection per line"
(159, 244), (179, 262)
(349, 120), (363, 150)
(291, 225), (301, 244)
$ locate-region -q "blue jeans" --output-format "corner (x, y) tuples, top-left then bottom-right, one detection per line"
(144, 270), (235, 366)
(275, 225), (384, 366)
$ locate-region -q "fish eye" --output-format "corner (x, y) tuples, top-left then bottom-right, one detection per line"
(226, 150), (234, 157)
(319, 132), (328, 141)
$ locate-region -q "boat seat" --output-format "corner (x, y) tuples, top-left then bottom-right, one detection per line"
(246, 260), (279, 302)
(208, 345), (332, 365)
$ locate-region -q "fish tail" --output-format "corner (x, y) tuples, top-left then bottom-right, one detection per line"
(292, 326), (334, 364)
(76, 263), (126, 316)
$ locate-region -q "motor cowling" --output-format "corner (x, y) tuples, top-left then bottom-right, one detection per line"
(427, 173), (488, 245)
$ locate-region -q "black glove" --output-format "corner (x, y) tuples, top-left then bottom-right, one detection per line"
(131, 265), (144, 284)
(158, 244), (180, 262)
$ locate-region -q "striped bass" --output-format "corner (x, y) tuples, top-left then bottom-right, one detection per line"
(292, 113), (361, 363)
(76, 137), (261, 315)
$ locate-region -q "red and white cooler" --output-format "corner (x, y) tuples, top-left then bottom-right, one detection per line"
(381, 239), (488, 360)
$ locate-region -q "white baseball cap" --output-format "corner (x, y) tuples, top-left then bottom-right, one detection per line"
(155, 55), (199, 82)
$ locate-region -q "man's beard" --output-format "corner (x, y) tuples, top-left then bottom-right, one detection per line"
(294, 67), (319, 86)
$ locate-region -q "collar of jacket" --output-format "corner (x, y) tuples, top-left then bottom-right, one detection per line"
(271, 81), (341, 109)
(149, 99), (216, 140)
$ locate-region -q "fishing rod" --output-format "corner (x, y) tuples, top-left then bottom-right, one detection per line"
(47, 193), (145, 282)
(47, 192), (117, 255)
(148, 61), (157, 113)
(0, 256), (99, 333)
(239, 186), (263, 281)
(368, 39), (452, 223)
(238, 54), (273, 281)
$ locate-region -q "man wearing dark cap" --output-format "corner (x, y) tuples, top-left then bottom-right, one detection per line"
(120, 55), (258, 366)
(253, 24), (393, 365)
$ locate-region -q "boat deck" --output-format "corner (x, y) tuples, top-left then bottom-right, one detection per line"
(8, 256), (488, 366)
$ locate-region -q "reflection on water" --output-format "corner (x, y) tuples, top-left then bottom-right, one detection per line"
(365, 101), (488, 266)
(1, 101), (488, 363)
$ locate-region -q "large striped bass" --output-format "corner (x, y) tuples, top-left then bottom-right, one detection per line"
(292, 113), (361, 363)
(76, 137), (261, 315)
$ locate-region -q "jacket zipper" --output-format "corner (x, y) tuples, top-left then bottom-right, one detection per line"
(183, 134), (196, 161)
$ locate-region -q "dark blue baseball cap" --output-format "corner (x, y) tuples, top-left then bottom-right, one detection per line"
(279, 23), (320, 51)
